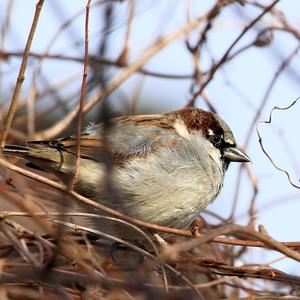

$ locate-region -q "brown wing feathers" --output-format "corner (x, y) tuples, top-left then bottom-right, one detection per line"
(25, 114), (177, 164)
(28, 138), (105, 162)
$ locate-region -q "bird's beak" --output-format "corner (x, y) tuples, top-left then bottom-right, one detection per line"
(223, 146), (250, 163)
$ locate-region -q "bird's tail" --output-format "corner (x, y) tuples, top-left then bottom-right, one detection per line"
(2, 144), (63, 172)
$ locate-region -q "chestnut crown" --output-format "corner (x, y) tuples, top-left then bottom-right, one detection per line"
(167, 107), (250, 163)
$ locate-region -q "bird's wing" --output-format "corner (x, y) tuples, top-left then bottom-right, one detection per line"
(28, 114), (179, 165)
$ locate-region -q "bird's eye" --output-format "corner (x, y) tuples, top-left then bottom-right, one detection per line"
(208, 134), (223, 148)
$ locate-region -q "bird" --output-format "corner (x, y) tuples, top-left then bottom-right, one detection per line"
(3, 107), (250, 238)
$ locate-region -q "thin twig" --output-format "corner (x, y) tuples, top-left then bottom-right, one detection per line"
(70, 0), (91, 189)
(0, 0), (44, 147)
(187, 0), (281, 107)
(256, 98), (300, 189)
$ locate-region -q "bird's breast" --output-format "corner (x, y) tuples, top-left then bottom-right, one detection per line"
(113, 137), (224, 228)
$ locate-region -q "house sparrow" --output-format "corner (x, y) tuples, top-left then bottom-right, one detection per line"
(3, 108), (250, 237)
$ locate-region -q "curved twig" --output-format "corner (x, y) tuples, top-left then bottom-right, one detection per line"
(256, 98), (300, 189)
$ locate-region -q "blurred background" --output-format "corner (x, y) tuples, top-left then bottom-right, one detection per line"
(1, 0), (300, 297)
